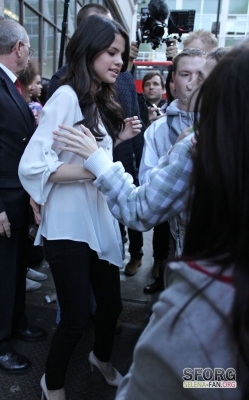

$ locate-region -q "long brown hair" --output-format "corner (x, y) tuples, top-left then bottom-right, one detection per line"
(183, 40), (249, 395)
(60, 15), (130, 141)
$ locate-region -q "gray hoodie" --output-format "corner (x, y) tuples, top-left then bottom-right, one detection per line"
(166, 99), (195, 145)
(116, 261), (247, 400)
(139, 99), (194, 185)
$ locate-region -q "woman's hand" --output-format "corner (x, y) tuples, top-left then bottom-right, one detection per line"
(30, 197), (41, 225)
(175, 126), (193, 144)
(115, 116), (142, 147)
(168, 126), (194, 155)
(53, 124), (98, 159)
(0, 211), (11, 237)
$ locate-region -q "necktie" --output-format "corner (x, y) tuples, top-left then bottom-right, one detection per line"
(15, 79), (22, 94)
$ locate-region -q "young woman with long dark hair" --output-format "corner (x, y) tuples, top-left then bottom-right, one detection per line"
(19, 15), (141, 400)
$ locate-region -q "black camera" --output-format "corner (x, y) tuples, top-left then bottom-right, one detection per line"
(136, 0), (195, 50)
(137, 0), (169, 50)
(137, 7), (167, 50)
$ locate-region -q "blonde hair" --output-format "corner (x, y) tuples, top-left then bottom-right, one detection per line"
(183, 29), (218, 54)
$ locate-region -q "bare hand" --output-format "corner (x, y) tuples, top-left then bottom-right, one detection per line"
(130, 41), (139, 61)
(166, 39), (178, 60)
(0, 211), (11, 237)
(30, 197), (41, 225)
(53, 124), (98, 159)
(148, 107), (164, 125)
(191, 135), (198, 157)
(175, 126), (193, 144)
(117, 116), (142, 143)
(127, 41), (139, 71)
(168, 126), (194, 155)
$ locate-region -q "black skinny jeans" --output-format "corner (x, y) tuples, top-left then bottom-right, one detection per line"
(43, 239), (122, 390)
(153, 220), (170, 259)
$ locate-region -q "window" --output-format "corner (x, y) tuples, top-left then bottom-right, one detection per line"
(26, 0), (39, 13)
(43, 0), (55, 25)
(229, 0), (248, 14)
(167, 0), (177, 10)
(203, 0), (220, 14)
(4, 0), (19, 21)
(225, 37), (244, 46)
(42, 22), (56, 79)
(11, 1), (78, 80)
(182, 0), (201, 14)
(23, 6), (39, 61)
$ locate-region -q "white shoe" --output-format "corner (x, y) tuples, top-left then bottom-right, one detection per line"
(40, 374), (66, 400)
(27, 268), (48, 281)
(88, 351), (123, 387)
(26, 278), (42, 292)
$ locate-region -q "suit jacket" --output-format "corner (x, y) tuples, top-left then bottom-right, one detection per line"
(0, 67), (36, 228)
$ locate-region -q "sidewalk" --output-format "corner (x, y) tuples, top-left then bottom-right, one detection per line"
(0, 231), (160, 400)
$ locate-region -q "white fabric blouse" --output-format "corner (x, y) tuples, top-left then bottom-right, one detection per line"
(18, 85), (123, 268)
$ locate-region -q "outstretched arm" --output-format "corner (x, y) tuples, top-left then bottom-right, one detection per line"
(53, 126), (193, 231)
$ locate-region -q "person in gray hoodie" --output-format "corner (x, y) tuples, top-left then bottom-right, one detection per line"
(138, 48), (206, 292)
(138, 48), (206, 184)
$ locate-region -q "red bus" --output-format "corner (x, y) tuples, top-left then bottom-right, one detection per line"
(133, 60), (173, 94)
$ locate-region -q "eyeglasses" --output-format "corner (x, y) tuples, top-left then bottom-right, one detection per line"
(20, 42), (34, 58)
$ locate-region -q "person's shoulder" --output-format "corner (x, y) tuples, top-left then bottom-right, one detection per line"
(166, 99), (180, 114)
(144, 116), (168, 141)
(0, 66), (8, 79)
(152, 115), (168, 130)
(29, 101), (42, 110)
(53, 64), (68, 79)
(116, 71), (135, 89)
(117, 71), (134, 82)
(47, 85), (78, 104)
(158, 98), (166, 108)
(137, 92), (146, 105)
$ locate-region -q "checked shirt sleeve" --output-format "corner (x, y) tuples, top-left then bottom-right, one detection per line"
(84, 137), (193, 231)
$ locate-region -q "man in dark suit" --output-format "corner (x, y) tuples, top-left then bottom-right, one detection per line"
(0, 19), (46, 374)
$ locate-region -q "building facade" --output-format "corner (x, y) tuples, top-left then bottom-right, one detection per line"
(1, 0), (137, 80)
(1, 0), (249, 78)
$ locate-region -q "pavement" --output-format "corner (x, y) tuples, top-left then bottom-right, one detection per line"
(0, 230), (165, 400)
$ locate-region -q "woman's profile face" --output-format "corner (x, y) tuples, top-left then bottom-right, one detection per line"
(93, 33), (125, 86)
(21, 83), (33, 103)
(32, 74), (42, 98)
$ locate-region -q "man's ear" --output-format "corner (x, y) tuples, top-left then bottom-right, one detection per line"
(13, 40), (22, 57)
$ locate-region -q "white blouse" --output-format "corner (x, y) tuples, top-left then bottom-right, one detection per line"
(18, 85), (123, 268)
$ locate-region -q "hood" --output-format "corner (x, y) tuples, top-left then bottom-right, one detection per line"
(166, 99), (194, 145)
(166, 260), (234, 320)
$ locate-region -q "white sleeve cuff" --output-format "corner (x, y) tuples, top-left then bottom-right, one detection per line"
(84, 148), (114, 178)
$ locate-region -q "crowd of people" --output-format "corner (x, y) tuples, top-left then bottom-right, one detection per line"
(0, 2), (249, 400)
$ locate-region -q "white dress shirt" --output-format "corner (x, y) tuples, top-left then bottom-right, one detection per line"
(0, 63), (16, 82)
(18, 85), (123, 267)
